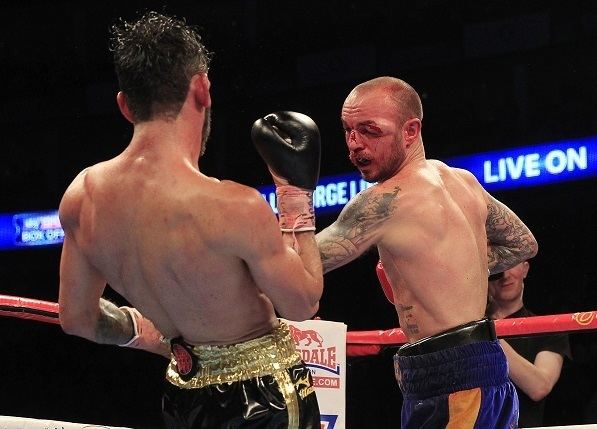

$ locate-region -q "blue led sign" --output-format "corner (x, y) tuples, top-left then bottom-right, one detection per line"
(258, 173), (374, 216)
(1, 136), (595, 250)
(0, 210), (63, 251)
(447, 136), (596, 192)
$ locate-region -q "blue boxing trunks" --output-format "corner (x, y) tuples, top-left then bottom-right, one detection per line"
(162, 322), (320, 429)
(394, 318), (519, 429)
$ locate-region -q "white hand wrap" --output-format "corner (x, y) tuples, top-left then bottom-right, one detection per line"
(276, 185), (315, 232)
(119, 306), (168, 357)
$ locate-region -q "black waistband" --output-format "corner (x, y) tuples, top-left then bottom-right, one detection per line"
(397, 318), (496, 357)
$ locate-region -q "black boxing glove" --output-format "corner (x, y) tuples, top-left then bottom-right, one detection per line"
(252, 111), (321, 232)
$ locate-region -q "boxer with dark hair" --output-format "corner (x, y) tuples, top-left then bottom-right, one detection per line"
(317, 76), (538, 428)
(58, 11), (322, 428)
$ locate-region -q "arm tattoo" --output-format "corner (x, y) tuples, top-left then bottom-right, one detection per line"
(486, 198), (537, 273)
(318, 186), (400, 272)
(95, 298), (134, 345)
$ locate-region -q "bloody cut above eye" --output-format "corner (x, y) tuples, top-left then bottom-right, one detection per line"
(366, 124), (382, 134)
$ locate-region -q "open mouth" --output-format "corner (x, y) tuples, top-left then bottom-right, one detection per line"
(354, 156), (371, 168)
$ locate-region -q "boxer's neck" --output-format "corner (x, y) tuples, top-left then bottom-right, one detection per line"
(127, 112), (206, 167)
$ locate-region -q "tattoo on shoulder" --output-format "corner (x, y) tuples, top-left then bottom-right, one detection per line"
(319, 186), (401, 270)
(339, 186), (400, 224)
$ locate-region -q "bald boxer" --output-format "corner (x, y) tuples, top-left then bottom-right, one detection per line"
(316, 76), (538, 428)
(58, 12), (322, 428)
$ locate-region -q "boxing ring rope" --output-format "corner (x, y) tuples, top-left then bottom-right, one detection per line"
(2, 294), (597, 428)
(2, 294), (596, 356)
(345, 310), (597, 356)
(0, 294), (60, 325)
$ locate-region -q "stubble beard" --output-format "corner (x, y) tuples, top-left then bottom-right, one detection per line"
(370, 138), (406, 183)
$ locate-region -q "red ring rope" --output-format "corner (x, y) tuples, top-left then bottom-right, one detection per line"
(1, 294), (594, 357)
(346, 311), (597, 356)
(0, 294), (60, 325)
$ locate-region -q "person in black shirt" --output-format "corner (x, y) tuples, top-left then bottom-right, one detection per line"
(488, 261), (572, 427)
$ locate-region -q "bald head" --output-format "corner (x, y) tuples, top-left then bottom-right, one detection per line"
(349, 77), (423, 124)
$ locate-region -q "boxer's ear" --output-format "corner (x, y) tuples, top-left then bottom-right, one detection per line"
(403, 118), (421, 149)
(191, 73), (211, 109)
(116, 91), (134, 123)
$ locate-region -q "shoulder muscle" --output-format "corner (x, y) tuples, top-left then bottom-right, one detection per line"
(212, 181), (282, 257)
(59, 168), (91, 231)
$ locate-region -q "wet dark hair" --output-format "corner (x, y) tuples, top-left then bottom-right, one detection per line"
(110, 11), (211, 122)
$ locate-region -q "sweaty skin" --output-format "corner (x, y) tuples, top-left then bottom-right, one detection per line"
(317, 83), (537, 342)
(59, 75), (322, 349)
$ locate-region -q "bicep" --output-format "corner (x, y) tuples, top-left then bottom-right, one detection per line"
(316, 221), (366, 273)
(316, 187), (399, 273)
(59, 233), (106, 329)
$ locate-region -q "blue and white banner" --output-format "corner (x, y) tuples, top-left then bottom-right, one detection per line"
(448, 136), (596, 192)
(259, 136), (597, 210)
(0, 210), (63, 251)
(1, 136), (596, 251)
(258, 173), (375, 216)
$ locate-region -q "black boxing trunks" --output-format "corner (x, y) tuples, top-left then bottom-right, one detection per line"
(394, 319), (519, 429)
(162, 322), (320, 429)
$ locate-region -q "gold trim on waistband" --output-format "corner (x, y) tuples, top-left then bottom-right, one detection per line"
(166, 322), (302, 389)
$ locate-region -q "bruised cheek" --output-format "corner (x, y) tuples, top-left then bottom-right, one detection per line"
(376, 149), (390, 162)
(373, 144), (392, 164)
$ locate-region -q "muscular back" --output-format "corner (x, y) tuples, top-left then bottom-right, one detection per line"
(62, 154), (279, 345)
(376, 161), (489, 340)
(318, 160), (489, 341)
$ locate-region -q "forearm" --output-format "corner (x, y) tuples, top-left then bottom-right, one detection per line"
(60, 296), (132, 344)
(317, 236), (359, 274)
(62, 298), (169, 357)
(284, 231), (322, 281)
(486, 195), (538, 274)
(94, 298), (135, 345)
(283, 231), (323, 310)
(500, 339), (554, 401)
(315, 220), (367, 274)
(488, 243), (535, 274)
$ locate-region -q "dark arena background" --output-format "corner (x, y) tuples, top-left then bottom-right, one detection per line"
(1, 1), (597, 428)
